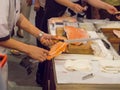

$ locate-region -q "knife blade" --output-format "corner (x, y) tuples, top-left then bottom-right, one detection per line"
(60, 37), (101, 43)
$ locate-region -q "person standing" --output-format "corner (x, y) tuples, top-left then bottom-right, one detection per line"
(0, 0), (60, 89)
(35, 0), (119, 90)
(34, 0), (48, 87)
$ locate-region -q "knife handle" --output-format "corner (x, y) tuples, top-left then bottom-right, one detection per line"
(102, 39), (110, 49)
(58, 39), (65, 42)
(82, 73), (94, 80)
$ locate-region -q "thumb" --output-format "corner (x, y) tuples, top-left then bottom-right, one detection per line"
(42, 49), (49, 54)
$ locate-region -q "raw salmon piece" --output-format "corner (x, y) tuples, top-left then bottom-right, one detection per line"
(113, 30), (120, 38)
(64, 26), (89, 45)
(47, 42), (68, 60)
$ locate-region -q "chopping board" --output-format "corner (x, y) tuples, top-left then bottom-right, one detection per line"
(101, 28), (120, 52)
(56, 27), (93, 54)
(101, 28), (120, 33)
(67, 41), (93, 54)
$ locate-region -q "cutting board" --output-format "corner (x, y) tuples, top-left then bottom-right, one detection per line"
(101, 28), (120, 52)
(56, 27), (93, 54)
(67, 41), (93, 54)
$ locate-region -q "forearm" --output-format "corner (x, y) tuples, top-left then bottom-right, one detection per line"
(0, 38), (30, 54)
(16, 14), (42, 38)
(86, 0), (111, 9)
(55, 0), (74, 9)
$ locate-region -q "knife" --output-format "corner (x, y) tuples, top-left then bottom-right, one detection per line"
(59, 37), (101, 43)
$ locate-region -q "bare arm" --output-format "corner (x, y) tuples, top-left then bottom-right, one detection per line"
(55, 0), (118, 14)
(55, 0), (75, 8)
(17, 14), (62, 46)
(0, 38), (48, 62)
(85, 0), (110, 8)
(85, 0), (118, 14)
(55, 0), (86, 13)
(17, 14), (42, 39)
(0, 14), (50, 62)
(0, 38), (30, 54)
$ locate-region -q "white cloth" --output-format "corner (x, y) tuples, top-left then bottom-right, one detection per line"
(64, 59), (92, 71)
(0, 0), (20, 53)
(0, 1), (20, 89)
(0, 0), (10, 39)
(99, 60), (120, 74)
(0, 0), (20, 90)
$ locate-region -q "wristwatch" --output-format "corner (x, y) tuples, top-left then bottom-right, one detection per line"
(37, 31), (44, 40)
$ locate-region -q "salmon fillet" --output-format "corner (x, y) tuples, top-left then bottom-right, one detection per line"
(47, 42), (67, 60)
(64, 26), (89, 45)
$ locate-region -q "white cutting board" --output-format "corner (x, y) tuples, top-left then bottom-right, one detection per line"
(54, 54), (120, 84)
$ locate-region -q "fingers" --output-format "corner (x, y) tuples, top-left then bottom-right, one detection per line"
(42, 48), (49, 54)
(72, 4), (85, 13)
(39, 55), (47, 62)
(42, 40), (55, 46)
(107, 6), (118, 14)
(116, 16), (120, 20)
(36, 49), (49, 62)
(41, 35), (56, 46)
(114, 11), (120, 20)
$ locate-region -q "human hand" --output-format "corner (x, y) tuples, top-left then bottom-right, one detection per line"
(116, 15), (120, 20)
(70, 3), (87, 13)
(114, 12), (120, 20)
(106, 5), (118, 14)
(40, 33), (66, 46)
(27, 45), (49, 62)
(26, 0), (32, 6)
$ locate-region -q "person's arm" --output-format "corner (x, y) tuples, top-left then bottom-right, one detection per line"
(17, 14), (42, 39)
(0, 12), (60, 61)
(17, 14), (60, 46)
(85, 0), (118, 14)
(55, 0), (75, 9)
(0, 38), (48, 62)
(55, 0), (86, 13)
